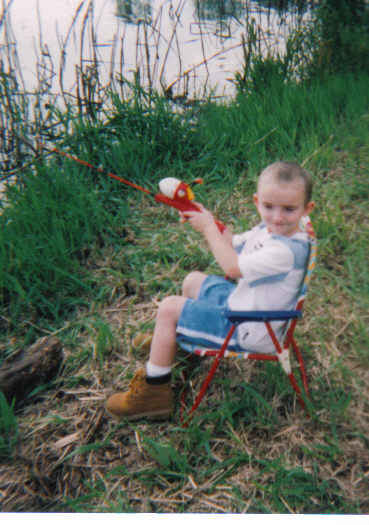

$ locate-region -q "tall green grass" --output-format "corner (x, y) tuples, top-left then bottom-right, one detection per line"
(194, 73), (369, 182)
(0, 160), (129, 323)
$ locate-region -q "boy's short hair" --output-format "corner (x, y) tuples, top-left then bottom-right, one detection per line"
(259, 161), (313, 205)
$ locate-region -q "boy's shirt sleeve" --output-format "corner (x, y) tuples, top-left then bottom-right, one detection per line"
(237, 238), (294, 285)
(232, 231), (251, 248)
(232, 227), (256, 253)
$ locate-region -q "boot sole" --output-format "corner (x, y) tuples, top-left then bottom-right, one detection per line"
(106, 407), (173, 421)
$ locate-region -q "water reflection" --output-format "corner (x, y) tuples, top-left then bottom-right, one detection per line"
(194, 0), (245, 22)
(0, 0), (311, 104)
(116, 0), (152, 24)
(115, 0), (310, 27)
(256, 0), (309, 14)
(114, 1), (311, 55)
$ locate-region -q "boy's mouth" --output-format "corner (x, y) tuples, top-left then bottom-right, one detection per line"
(269, 222), (285, 229)
(268, 223), (291, 234)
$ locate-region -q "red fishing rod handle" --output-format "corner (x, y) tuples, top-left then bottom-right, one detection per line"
(154, 194), (226, 233)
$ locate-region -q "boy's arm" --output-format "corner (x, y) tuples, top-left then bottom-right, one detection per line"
(182, 207), (241, 279)
(220, 224), (233, 245)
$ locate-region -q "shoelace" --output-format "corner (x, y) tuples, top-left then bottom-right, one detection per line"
(129, 372), (145, 396)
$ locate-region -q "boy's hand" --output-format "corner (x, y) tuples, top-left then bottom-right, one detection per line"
(180, 204), (240, 278)
(179, 204), (215, 234)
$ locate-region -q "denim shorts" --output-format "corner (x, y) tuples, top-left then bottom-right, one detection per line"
(176, 274), (243, 352)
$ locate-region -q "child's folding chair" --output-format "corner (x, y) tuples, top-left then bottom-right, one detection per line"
(178, 216), (317, 425)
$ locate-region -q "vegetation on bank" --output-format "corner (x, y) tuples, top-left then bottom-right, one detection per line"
(0, 0), (368, 513)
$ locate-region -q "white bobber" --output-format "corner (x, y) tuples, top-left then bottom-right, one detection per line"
(159, 177), (181, 199)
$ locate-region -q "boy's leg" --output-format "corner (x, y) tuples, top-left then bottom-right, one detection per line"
(132, 271), (208, 350)
(148, 295), (187, 367)
(106, 295), (187, 419)
(145, 273), (208, 368)
(182, 271), (208, 299)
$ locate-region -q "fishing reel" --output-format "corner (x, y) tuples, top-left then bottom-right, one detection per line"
(156, 177), (225, 232)
(158, 177), (203, 203)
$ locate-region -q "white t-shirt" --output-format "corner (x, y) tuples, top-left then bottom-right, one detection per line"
(229, 223), (310, 353)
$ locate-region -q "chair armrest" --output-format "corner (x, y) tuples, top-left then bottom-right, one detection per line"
(225, 309), (302, 323)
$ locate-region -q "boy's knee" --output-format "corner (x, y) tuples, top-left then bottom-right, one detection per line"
(182, 271), (207, 298)
(158, 296), (185, 321)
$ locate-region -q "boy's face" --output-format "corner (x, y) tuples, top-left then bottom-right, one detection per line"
(253, 177), (314, 237)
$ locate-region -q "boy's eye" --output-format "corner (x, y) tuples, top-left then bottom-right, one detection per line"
(284, 207), (296, 212)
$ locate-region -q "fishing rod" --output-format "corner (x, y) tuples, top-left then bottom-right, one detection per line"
(23, 136), (226, 232)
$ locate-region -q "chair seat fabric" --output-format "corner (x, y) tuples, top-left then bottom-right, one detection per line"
(225, 308), (302, 323)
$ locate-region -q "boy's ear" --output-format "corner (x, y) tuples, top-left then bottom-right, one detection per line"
(253, 193), (259, 207)
(304, 201), (315, 215)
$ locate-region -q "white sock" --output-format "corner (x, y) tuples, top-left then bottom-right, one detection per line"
(146, 361), (172, 378)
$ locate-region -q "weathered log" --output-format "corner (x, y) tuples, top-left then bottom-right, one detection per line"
(0, 336), (63, 404)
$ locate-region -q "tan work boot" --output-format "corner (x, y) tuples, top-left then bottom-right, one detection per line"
(106, 368), (174, 420)
(132, 332), (152, 350)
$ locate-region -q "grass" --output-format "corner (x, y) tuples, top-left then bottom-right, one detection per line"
(0, 84), (368, 512)
(0, 392), (18, 460)
(0, 7), (367, 516)
(0, 2), (369, 508)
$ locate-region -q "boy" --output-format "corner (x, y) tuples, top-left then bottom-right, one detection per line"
(106, 161), (315, 420)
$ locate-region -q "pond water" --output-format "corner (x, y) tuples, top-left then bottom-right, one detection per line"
(3, 0), (307, 99)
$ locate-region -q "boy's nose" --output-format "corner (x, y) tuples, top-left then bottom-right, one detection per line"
(273, 209), (284, 222)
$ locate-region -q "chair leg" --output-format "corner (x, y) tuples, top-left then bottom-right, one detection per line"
(181, 325), (236, 427)
(287, 371), (306, 410)
(291, 337), (309, 395)
(179, 353), (198, 424)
